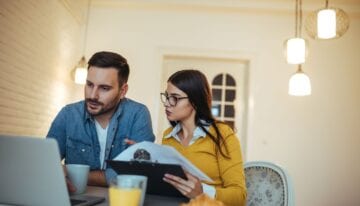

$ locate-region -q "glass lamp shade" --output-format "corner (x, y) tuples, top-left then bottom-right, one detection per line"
(74, 67), (87, 85)
(288, 66), (311, 96)
(317, 9), (336, 39)
(73, 56), (88, 85)
(285, 38), (307, 64)
(305, 7), (349, 39)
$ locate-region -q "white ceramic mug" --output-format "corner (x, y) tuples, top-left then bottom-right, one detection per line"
(66, 164), (90, 195)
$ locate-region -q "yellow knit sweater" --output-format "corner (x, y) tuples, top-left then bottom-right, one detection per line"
(162, 123), (247, 206)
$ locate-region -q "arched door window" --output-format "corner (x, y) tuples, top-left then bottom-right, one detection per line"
(211, 73), (236, 129)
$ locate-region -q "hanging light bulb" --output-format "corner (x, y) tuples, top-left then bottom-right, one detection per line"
(285, 37), (307, 64)
(285, 0), (307, 64)
(317, 8), (336, 39)
(288, 65), (311, 96)
(74, 56), (87, 85)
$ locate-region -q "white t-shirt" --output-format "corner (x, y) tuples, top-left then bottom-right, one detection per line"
(94, 120), (108, 169)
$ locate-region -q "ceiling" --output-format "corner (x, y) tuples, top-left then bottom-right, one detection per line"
(93, 0), (360, 14)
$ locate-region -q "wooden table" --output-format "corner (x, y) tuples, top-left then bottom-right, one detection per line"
(86, 186), (189, 206)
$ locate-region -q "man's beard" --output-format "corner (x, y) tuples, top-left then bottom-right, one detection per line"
(85, 98), (118, 117)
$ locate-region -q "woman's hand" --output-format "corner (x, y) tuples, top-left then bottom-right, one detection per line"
(163, 170), (203, 199)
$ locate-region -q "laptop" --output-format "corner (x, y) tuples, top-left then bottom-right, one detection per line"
(0, 135), (105, 206)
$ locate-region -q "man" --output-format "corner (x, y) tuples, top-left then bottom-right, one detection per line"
(47, 51), (155, 189)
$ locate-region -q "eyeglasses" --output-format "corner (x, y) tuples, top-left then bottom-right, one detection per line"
(160, 93), (188, 107)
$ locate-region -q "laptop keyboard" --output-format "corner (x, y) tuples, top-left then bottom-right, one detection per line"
(71, 198), (87, 205)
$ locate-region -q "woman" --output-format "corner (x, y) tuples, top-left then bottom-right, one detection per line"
(161, 70), (246, 206)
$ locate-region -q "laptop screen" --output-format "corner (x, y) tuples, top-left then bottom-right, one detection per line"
(0, 135), (73, 206)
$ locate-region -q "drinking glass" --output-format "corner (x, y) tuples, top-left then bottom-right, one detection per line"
(109, 175), (147, 206)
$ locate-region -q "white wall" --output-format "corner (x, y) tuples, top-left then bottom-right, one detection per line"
(0, 0), (87, 136)
(88, 1), (360, 205)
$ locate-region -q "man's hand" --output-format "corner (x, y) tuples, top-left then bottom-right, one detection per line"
(124, 138), (136, 145)
(62, 165), (76, 193)
(88, 170), (107, 187)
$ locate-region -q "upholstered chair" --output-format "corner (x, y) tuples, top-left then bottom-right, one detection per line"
(244, 161), (294, 206)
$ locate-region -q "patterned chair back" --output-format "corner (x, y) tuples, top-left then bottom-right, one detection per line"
(244, 161), (294, 206)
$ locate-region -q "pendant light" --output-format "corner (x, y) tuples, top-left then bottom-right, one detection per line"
(288, 65), (311, 96)
(73, 1), (91, 85)
(305, 0), (349, 40)
(285, 0), (308, 64)
(74, 57), (87, 84)
(317, 4), (336, 39)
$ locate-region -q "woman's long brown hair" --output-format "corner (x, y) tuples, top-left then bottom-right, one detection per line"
(167, 70), (230, 159)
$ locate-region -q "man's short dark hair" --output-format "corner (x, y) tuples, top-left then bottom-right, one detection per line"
(88, 51), (130, 85)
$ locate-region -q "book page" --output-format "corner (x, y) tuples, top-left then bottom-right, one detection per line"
(113, 141), (212, 182)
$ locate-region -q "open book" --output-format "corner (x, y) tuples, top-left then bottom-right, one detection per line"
(113, 141), (212, 182)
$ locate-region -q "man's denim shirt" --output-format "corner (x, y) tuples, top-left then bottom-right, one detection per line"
(47, 98), (155, 183)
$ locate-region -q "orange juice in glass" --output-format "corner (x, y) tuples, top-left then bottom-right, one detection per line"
(109, 175), (147, 206)
(109, 187), (141, 206)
